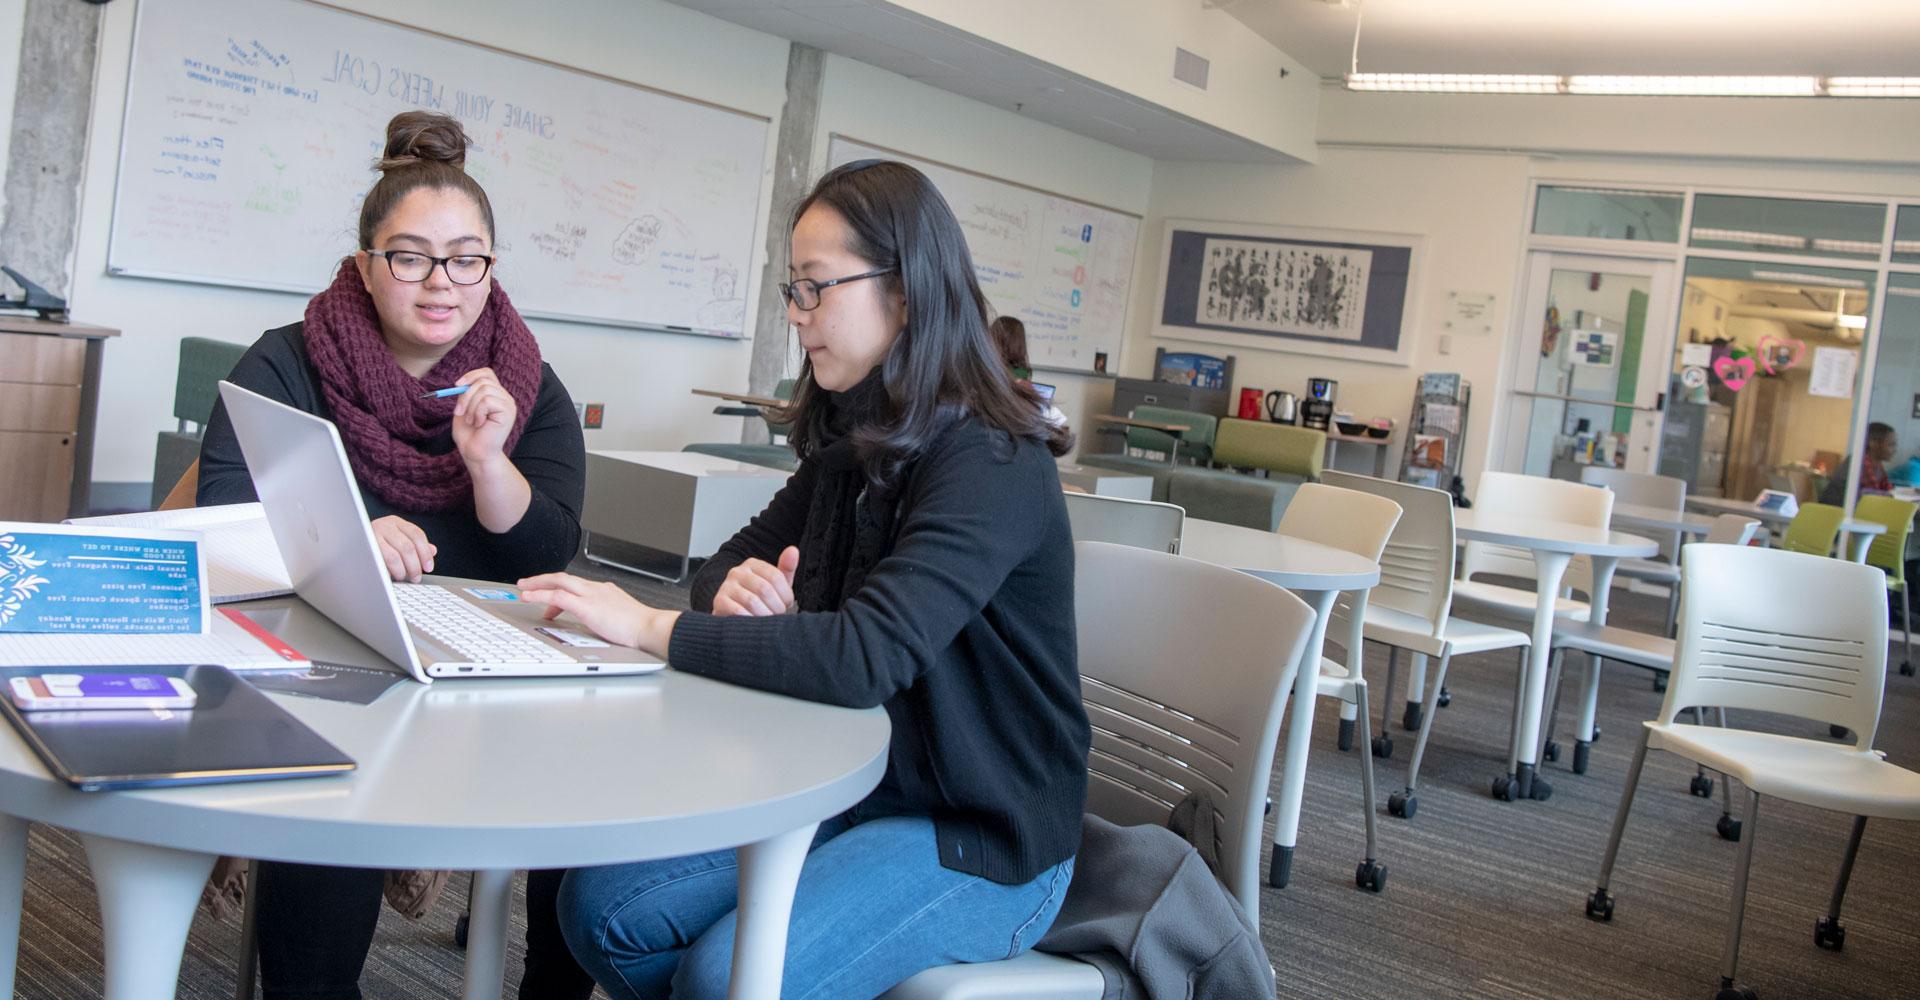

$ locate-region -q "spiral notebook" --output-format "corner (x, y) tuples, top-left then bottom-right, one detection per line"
(67, 503), (293, 603)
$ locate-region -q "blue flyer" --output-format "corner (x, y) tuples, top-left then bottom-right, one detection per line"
(0, 524), (208, 634)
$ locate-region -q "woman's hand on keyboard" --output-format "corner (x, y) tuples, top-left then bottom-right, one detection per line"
(371, 516), (437, 582)
(518, 572), (678, 654)
(711, 546), (800, 617)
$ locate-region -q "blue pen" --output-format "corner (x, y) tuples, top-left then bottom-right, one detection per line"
(419, 385), (472, 399)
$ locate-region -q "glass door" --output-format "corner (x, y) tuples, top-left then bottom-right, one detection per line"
(1504, 252), (1678, 479)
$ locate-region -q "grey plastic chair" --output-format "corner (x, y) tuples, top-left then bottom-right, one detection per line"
(1579, 466), (1689, 634)
(1061, 491), (1185, 554)
(881, 540), (1316, 999)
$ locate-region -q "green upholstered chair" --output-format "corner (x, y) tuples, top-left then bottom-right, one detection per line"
(1123, 405), (1217, 465)
(1211, 418), (1326, 480)
(1854, 494), (1918, 676)
(683, 378), (799, 471)
(1780, 502), (1845, 556)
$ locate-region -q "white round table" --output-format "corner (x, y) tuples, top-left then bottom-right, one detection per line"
(1179, 518), (1381, 887)
(1685, 495), (1887, 562)
(0, 671), (890, 1000)
(1609, 501), (1716, 538)
(1453, 510), (1656, 802)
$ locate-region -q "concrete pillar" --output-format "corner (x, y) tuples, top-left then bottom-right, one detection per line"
(0, 0), (104, 302)
(742, 42), (823, 443)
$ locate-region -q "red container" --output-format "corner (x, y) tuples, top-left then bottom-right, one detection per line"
(1237, 387), (1263, 420)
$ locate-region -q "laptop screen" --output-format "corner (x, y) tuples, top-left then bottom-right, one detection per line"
(1030, 382), (1057, 403)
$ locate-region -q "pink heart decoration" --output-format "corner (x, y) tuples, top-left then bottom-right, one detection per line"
(1758, 334), (1807, 375)
(1713, 355), (1755, 391)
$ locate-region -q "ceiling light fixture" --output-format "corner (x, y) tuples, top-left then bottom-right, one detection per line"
(1568, 75), (1820, 97)
(1750, 270), (1869, 290)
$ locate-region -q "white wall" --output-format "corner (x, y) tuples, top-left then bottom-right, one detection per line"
(888, 0), (1316, 162)
(0, 0), (25, 227)
(813, 55), (1155, 447)
(1132, 148), (1533, 489)
(63, 0), (788, 487)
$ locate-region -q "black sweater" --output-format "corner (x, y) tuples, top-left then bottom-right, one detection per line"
(671, 415), (1090, 885)
(198, 322), (586, 584)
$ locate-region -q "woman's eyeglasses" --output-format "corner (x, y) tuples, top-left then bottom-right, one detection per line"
(779, 267), (896, 311)
(368, 250), (495, 285)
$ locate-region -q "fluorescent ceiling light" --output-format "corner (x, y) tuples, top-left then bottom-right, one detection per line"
(1836, 315), (1868, 329)
(1692, 227), (1806, 249)
(1345, 73), (1560, 94)
(1809, 238), (1884, 255)
(1888, 286), (1920, 298)
(1546, 185), (1681, 199)
(1343, 75), (1920, 98)
(1750, 269), (1869, 289)
(1568, 76), (1820, 97)
(1894, 240), (1920, 256)
(1828, 77), (1920, 97)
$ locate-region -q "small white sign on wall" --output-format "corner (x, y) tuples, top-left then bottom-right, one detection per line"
(1808, 347), (1858, 398)
(1681, 343), (1715, 368)
(1445, 291), (1496, 335)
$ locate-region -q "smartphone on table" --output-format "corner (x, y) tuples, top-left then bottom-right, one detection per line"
(8, 673), (198, 711)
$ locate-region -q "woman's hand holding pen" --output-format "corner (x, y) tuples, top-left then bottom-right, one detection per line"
(449, 367), (516, 467)
(712, 546), (800, 617)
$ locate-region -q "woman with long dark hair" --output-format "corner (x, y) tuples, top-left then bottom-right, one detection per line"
(518, 160), (1088, 998)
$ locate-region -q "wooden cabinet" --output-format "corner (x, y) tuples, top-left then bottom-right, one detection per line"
(0, 317), (117, 520)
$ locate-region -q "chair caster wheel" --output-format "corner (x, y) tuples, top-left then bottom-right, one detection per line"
(1714, 982), (1757, 1000)
(453, 914), (469, 950)
(1590, 725), (1601, 742)
(1492, 776), (1517, 801)
(1371, 735), (1393, 759)
(1338, 717), (1356, 752)
(1814, 916), (1846, 951)
(1572, 740), (1591, 775)
(1901, 661), (1915, 676)
(1436, 687), (1452, 708)
(1544, 741), (1561, 762)
(1717, 813), (1742, 842)
(1829, 724), (1850, 740)
(1529, 778), (1553, 801)
(1585, 888), (1614, 922)
(1690, 773), (1714, 798)
(1387, 792), (1417, 819)
(1355, 860), (1386, 893)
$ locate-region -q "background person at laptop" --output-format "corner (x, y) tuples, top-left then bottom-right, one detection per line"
(990, 314), (1067, 428)
(197, 111), (593, 999)
(518, 160), (1089, 999)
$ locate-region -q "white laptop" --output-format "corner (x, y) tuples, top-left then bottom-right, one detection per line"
(217, 381), (663, 682)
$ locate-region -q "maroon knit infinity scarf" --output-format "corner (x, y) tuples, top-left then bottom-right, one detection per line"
(303, 259), (543, 512)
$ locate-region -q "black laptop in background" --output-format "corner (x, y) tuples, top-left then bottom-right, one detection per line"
(0, 664), (355, 791)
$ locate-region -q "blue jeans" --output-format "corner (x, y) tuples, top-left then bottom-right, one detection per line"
(557, 813), (1074, 1000)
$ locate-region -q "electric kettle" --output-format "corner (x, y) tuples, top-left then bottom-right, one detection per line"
(1265, 390), (1298, 424)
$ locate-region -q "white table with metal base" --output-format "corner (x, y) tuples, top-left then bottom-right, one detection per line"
(1180, 518), (1381, 889)
(1453, 510), (1656, 802)
(583, 451), (789, 583)
(1685, 495), (1885, 562)
(0, 658), (888, 1000)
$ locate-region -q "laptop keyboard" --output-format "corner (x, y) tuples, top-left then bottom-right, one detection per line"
(391, 584), (574, 664)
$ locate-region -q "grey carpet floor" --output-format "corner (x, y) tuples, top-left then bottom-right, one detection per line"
(9, 543), (1918, 999)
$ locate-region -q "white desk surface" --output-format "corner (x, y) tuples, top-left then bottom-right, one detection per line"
(1610, 502), (1716, 537)
(1455, 510), (1659, 559)
(1684, 495), (1886, 535)
(590, 450), (790, 479)
(1179, 518), (1381, 592)
(0, 670), (890, 871)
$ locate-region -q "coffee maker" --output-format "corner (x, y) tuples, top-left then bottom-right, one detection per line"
(1300, 377), (1337, 431)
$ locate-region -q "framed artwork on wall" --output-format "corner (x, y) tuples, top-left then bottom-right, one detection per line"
(1152, 219), (1424, 366)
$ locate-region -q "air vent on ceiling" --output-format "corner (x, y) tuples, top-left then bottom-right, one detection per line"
(1173, 47), (1210, 90)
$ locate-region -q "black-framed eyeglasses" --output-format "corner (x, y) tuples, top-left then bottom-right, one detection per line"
(779, 267), (896, 311)
(367, 249), (495, 285)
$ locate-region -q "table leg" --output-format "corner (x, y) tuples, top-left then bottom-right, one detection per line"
(1269, 588), (1338, 889)
(1504, 551), (1570, 803)
(79, 834), (217, 1000)
(1569, 556), (1620, 776)
(462, 869), (514, 1000)
(0, 814), (25, 998)
(731, 821), (819, 1000)
(1847, 531), (1873, 564)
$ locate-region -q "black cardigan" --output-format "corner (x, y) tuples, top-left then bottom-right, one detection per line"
(671, 417), (1090, 885)
(197, 322), (586, 584)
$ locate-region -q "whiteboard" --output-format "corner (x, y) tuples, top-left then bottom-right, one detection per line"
(828, 136), (1138, 374)
(108, 0), (770, 336)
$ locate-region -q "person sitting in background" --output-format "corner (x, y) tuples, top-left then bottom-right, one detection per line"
(989, 314), (1068, 428)
(1818, 421), (1898, 505)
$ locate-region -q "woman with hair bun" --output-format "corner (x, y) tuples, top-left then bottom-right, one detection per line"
(198, 111), (592, 998)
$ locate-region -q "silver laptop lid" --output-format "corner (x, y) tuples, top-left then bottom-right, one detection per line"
(217, 381), (428, 682)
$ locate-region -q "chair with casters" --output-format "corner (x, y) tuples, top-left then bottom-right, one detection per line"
(1318, 472), (1533, 823)
(1269, 482), (1401, 889)
(1061, 491), (1185, 554)
(1851, 494), (1917, 677)
(1779, 502), (1845, 556)
(881, 540), (1318, 999)
(1579, 466), (1688, 635)
(1584, 544), (1920, 1000)
(1452, 472), (1613, 625)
